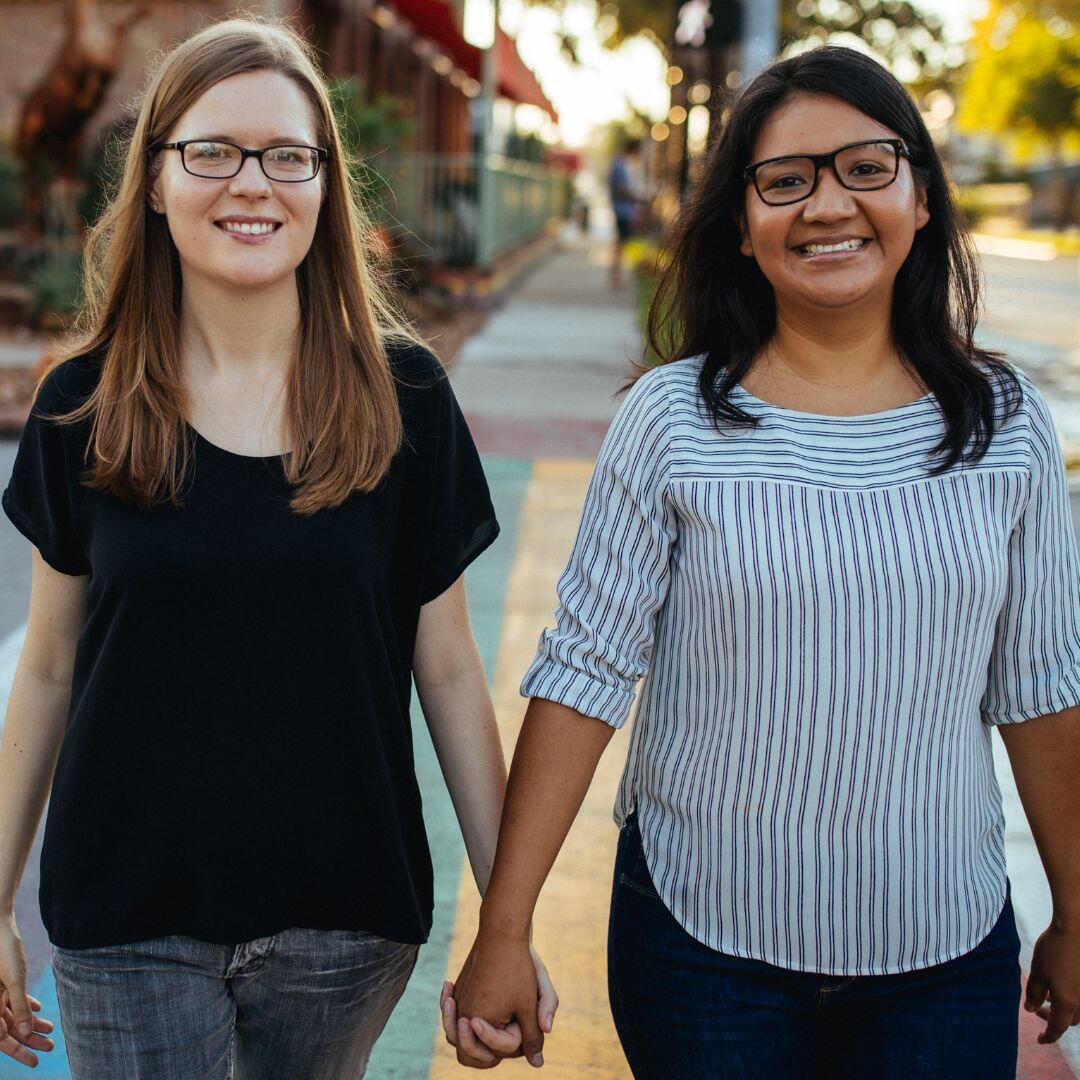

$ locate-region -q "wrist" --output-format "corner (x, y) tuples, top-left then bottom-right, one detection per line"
(478, 899), (532, 944)
(1051, 908), (1080, 933)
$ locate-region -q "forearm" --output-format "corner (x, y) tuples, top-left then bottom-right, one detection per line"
(477, 696), (615, 942)
(0, 665), (71, 910)
(418, 662), (507, 895)
(999, 705), (1080, 927)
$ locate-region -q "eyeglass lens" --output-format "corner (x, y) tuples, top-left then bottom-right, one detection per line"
(182, 141), (319, 181)
(754, 142), (899, 205)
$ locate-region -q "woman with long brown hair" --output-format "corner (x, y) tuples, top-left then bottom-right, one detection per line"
(0, 16), (553, 1076)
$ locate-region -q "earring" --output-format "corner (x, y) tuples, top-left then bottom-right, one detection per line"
(150, 203), (160, 212)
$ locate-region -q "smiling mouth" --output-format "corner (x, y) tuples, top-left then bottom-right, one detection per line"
(796, 238), (869, 256)
(215, 221), (282, 237)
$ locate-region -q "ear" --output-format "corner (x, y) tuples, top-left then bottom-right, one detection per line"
(147, 174), (164, 214)
(914, 182), (930, 231)
(738, 214), (754, 257)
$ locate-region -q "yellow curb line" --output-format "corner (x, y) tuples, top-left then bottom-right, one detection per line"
(430, 459), (633, 1078)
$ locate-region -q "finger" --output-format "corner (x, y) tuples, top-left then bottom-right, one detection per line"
(2, 1005), (54, 1044)
(441, 987), (459, 1046)
(1038, 1000), (1075, 1045)
(535, 967), (559, 1034)
(3, 1003), (54, 1034)
(1024, 974), (1049, 1013)
(456, 1016), (500, 1068)
(0, 1028), (40, 1068)
(519, 1012), (545, 1068)
(5, 986), (33, 1040)
(470, 1015), (524, 1057)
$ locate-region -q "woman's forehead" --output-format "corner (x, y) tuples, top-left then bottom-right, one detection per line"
(174, 71), (318, 142)
(751, 93), (898, 160)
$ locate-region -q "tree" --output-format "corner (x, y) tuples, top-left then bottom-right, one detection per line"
(588, 0), (951, 90)
(958, 1), (1080, 158)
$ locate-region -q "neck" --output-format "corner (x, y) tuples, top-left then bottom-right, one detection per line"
(765, 294), (899, 390)
(179, 272), (301, 378)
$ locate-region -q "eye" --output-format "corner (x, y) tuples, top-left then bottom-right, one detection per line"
(849, 161), (887, 176)
(765, 174), (807, 190)
(190, 142), (229, 159)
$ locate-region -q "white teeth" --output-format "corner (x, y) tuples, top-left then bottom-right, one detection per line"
(220, 221), (276, 235)
(802, 239), (865, 255)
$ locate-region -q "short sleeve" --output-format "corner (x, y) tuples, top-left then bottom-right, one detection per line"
(519, 367), (676, 728)
(980, 379), (1080, 724)
(2, 364), (92, 576)
(415, 356), (499, 605)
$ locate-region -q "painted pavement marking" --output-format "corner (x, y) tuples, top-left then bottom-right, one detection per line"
(431, 459), (633, 1078)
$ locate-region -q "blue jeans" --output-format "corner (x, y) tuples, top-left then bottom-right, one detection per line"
(607, 815), (1021, 1079)
(51, 927), (419, 1079)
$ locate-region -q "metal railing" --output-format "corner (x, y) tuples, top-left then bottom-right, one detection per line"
(374, 153), (570, 267)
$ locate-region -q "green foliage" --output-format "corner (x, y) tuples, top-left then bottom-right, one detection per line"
(329, 77), (416, 207)
(0, 141), (20, 231)
(28, 249), (84, 326)
(331, 77), (415, 156)
(587, 0), (951, 89)
(958, 2), (1080, 159)
(782, 2), (952, 91)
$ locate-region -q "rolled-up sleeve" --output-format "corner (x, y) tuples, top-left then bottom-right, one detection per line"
(520, 368), (676, 727)
(980, 378), (1080, 725)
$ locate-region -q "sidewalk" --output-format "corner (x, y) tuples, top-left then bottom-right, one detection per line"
(369, 234), (641, 1078)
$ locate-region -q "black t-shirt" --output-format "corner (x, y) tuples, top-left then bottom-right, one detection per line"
(2, 341), (499, 949)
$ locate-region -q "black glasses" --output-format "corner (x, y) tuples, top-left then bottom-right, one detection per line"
(151, 140), (327, 182)
(743, 139), (909, 206)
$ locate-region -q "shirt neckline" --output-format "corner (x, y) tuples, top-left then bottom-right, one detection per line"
(731, 383), (935, 422)
(191, 429), (288, 471)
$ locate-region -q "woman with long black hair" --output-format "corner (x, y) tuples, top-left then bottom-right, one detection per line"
(445, 45), (1080, 1077)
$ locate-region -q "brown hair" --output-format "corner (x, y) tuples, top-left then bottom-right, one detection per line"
(48, 15), (415, 514)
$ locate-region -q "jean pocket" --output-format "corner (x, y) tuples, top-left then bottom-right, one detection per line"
(618, 838), (662, 901)
(618, 870), (661, 900)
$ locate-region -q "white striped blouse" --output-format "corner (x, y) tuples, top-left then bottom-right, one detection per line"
(521, 356), (1080, 976)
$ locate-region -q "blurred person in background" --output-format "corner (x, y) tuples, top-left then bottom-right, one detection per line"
(0, 16), (555, 1077)
(446, 46), (1080, 1078)
(608, 138), (646, 288)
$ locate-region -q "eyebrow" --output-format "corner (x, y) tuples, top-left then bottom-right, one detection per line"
(191, 134), (315, 145)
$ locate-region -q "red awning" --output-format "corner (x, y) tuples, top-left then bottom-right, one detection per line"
(381, 0), (557, 122)
(496, 30), (557, 122)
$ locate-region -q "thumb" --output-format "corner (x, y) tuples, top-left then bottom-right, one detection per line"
(1025, 974), (1049, 1013)
(7, 984), (34, 1038)
(520, 1012), (545, 1068)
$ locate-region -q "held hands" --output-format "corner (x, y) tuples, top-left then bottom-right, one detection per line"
(1024, 922), (1080, 1045)
(0, 913), (56, 1068)
(440, 938), (558, 1069)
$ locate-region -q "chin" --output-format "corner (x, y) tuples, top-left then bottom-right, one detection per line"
(214, 265), (294, 290)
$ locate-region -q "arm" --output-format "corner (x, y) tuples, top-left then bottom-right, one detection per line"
(452, 696), (614, 1067)
(413, 575), (558, 1067)
(998, 704), (1080, 1043)
(413, 575), (506, 895)
(451, 370), (676, 1068)
(0, 551), (86, 1068)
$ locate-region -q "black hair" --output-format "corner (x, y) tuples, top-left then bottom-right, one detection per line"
(645, 45), (1020, 471)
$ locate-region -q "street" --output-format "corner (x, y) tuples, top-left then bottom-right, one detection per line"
(0, 242), (1077, 1078)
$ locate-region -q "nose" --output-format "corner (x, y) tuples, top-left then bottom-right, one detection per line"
(801, 166), (857, 222)
(227, 153), (273, 198)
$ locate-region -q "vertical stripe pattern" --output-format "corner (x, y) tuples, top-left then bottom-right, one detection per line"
(521, 357), (1080, 976)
